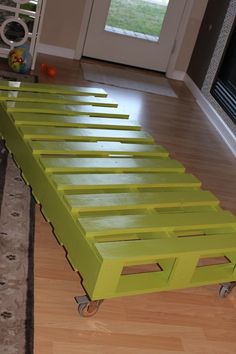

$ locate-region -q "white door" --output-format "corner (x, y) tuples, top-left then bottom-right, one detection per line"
(83, 0), (187, 72)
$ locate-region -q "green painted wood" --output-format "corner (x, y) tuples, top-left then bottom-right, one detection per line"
(6, 101), (129, 118)
(52, 172), (201, 191)
(0, 80), (107, 97)
(39, 156), (185, 173)
(168, 255), (199, 287)
(0, 91), (117, 106)
(64, 190), (219, 212)
(191, 264), (236, 285)
(1, 83), (236, 301)
(12, 113), (141, 130)
(115, 273), (168, 297)
(0, 102), (103, 300)
(114, 268), (235, 298)
(79, 211), (236, 237)
(90, 230), (236, 297)
(95, 233), (236, 261)
(19, 126), (154, 143)
(29, 141), (169, 157)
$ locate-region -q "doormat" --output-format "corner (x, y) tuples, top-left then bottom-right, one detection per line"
(81, 61), (177, 98)
(0, 140), (35, 354)
(0, 69), (38, 83)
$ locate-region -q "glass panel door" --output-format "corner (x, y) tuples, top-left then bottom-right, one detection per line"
(105, 0), (170, 42)
(83, 0), (187, 72)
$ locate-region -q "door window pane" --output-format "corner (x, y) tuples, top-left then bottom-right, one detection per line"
(105, 0), (169, 41)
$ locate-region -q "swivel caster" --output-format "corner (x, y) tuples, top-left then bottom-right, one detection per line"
(219, 282), (236, 298)
(75, 295), (103, 317)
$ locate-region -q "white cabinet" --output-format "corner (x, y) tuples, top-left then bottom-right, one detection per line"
(0, 0), (46, 69)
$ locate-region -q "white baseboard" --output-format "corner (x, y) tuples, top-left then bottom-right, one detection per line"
(184, 74), (236, 157)
(166, 70), (185, 81)
(38, 43), (75, 59)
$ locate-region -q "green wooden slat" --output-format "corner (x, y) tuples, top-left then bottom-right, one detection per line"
(0, 80), (107, 97)
(65, 190), (219, 212)
(51, 172), (201, 191)
(0, 91), (117, 106)
(12, 113), (141, 130)
(6, 101), (129, 118)
(19, 126), (154, 143)
(40, 157), (185, 173)
(95, 233), (236, 261)
(79, 211), (236, 237)
(29, 141), (169, 157)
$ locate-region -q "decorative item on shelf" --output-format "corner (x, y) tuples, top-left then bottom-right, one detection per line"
(0, 0), (47, 70)
(8, 41), (32, 73)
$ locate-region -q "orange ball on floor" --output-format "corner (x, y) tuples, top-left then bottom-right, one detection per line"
(47, 66), (57, 78)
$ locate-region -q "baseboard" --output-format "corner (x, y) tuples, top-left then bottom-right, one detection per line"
(166, 70), (185, 81)
(38, 43), (75, 59)
(184, 74), (236, 157)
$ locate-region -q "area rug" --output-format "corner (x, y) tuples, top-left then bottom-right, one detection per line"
(0, 139), (35, 354)
(81, 61), (177, 97)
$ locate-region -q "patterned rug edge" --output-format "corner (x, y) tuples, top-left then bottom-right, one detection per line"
(0, 139), (8, 207)
(25, 197), (35, 354)
(0, 140), (35, 354)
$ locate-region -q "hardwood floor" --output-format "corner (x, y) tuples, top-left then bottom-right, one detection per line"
(30, 54), (236, 353)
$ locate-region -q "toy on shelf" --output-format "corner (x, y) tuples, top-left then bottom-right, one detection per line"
(8, 43), (32, 74)
(0, 1), (47, 70)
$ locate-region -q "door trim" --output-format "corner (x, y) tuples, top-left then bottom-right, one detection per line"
(166, 0), (199, 79)
(74, 0), (93, 60)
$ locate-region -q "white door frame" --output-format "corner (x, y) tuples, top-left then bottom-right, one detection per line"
(74, 0), (195, 79)
(74, 0), (93, 60)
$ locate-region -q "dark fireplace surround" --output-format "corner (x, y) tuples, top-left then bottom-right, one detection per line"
(211, 21), (236, 124)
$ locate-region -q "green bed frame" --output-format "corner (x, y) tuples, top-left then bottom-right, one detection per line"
(0, 80), (235, 317)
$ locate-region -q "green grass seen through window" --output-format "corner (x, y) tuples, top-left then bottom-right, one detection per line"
(106, 0), (168, 37)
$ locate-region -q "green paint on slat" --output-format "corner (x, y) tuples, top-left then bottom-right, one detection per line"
(191, 265), (236, 285)
(79, 211), (236, 237)
(20, 126), (154, 143)
(0, 80), (107, 97)
(1, 81), (236, 301)
(96, 234), (236, 261)
(29, 141), (168, 157)
(52, 172), (201, 191)
(40, 156), (185, 173)
(116, 273), (168, 296)
(12, 113), (141, 130)
(0, 91), (117, 106)
(6, 101), (129, 118)
(65, 190), (219, 212)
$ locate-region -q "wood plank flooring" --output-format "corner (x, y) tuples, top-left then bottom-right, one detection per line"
(35, 56), (236, 354)
(4, 55), (236, 354)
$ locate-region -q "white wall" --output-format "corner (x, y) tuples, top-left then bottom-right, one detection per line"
(39, 0), (207, 75)
(40, 0), (86, 50)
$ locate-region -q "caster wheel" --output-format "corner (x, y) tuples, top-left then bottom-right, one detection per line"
(78, 301), (101, 318)
(219, 282), (236, 298)
(219, 285), (230, 298)
(75, 295), (104, 317)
